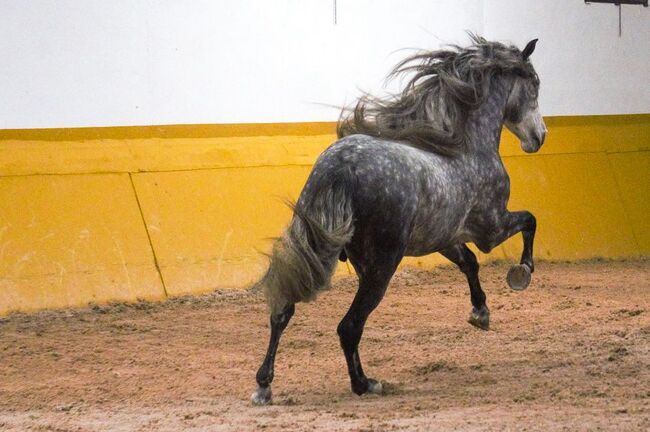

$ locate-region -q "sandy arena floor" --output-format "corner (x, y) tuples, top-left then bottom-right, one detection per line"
(0, 260), (649, 431)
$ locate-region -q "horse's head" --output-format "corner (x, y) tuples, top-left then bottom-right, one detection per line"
(504, 39), (547, 153)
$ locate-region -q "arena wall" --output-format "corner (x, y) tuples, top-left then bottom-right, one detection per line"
(1, 116), (648, 315)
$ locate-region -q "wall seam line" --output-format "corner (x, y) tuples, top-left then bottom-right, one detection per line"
(2, 149), (650, 178)
(128, 172), (169, 297)
(0, 163), (316, 178)
(604, 154), (642, 255)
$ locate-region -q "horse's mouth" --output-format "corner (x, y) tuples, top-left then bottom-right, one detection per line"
(522, 131), (545, 153)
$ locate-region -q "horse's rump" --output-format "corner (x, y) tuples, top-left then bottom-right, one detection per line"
(259, 172), (355, 315)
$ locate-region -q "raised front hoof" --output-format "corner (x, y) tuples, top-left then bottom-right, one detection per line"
(251, 386), (272, 406)
(468, 306), (490, 330)
(507, 264), (532, 291)
(352, 378), (383, 396)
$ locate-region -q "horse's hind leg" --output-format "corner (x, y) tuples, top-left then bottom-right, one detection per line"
(251, 304), (295, 405)
(338, 256), (400, 396)
(440, 244), (489, 330)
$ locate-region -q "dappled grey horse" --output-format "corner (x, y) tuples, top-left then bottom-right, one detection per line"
(252, 36), (546, 405)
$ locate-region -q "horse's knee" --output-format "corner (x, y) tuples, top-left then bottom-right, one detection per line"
(337, 316), (360, 347)
(523, 211), (536, 232)
(459, 253), (479, 275)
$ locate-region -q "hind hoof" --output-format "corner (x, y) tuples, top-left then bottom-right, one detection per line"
(367, 378), (383, 395)
(251, 386), (272, 406)
(468, 305), (490, 330)
(352, 378), (383, 396)
(507, 264), (531, 291)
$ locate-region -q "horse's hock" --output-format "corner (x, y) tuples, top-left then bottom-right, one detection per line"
(1, 116), (649, 315)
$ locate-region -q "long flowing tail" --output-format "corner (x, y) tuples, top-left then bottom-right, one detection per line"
(259, 179), (354, 315)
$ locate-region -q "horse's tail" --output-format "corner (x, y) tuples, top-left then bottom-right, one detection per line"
(259, 176), (354, 315)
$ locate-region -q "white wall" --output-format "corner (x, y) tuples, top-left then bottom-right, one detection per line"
(0, 0), (648, 129)
(0, 0), (482, 128)
(483, 0), (650, 117)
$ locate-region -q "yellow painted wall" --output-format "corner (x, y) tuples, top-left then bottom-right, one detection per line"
(131, 167), (312, 296)
(0, 174), (166, 313)
(1, 116), (648, 315)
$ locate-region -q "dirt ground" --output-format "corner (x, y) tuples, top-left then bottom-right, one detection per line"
(1, 260), (649, 431)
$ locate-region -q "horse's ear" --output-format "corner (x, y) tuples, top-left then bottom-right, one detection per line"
(522, 39), (538, 61)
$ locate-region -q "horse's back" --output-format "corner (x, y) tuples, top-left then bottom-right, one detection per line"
(303, 134), (427, 213)
(298, 134), (466, 258)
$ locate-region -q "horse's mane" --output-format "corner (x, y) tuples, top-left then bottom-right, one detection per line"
(336, 34), (539, 157)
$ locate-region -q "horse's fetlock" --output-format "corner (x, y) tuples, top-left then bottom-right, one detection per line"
(522, 260), (535, 273)
(256, 369), (273, 387)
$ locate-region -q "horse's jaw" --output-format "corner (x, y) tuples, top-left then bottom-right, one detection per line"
(505, 110), (547, 154)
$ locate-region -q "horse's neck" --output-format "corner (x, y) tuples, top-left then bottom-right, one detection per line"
(464, 77), (512, 156)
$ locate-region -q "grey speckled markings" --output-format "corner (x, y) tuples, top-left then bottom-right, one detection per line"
(252, 35), (547, 405)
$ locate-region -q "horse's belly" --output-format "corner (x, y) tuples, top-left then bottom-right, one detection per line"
(404, 219), (462, 256)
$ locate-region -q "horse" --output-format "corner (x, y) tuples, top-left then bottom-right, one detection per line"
(251, 35), (547, 406)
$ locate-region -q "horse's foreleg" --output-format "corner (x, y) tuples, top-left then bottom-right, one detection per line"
(517, 211), (536, 272)
(480, 210), (537, 290)
(440, 244), (489, 330)
(251, 304), (295, 406)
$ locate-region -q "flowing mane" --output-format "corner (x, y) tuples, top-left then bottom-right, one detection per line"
(336, 35), (539, 156)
